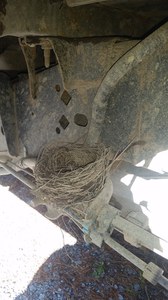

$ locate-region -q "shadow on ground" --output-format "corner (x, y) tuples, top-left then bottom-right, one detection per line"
(15, 216), (168, 300)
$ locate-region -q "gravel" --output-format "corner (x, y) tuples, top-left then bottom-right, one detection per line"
(0, 175), (168, 299)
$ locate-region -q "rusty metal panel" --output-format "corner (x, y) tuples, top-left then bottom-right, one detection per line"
(0, 37), (137, 157)
(89, 22), (168, 165)
(1, 0), (168, 38)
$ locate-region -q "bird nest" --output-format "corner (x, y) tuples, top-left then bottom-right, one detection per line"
(34, 143), (113, 211)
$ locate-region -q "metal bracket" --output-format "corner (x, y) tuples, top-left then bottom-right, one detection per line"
(19, 37), (53, 100)
(19, 38), (37, 100)
(143, 262), (164, 285)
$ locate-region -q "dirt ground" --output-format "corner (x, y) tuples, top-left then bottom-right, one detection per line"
(0, 175), (168, 300)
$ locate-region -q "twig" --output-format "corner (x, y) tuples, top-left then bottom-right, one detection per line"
(145, 285), (150, 300)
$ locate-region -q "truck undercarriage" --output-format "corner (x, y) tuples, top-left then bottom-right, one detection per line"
(1, 0), (168, 290)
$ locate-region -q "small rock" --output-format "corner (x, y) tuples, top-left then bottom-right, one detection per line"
(163, 290), (168, 298)
(114, 284), (118, 290)
(28, 284), (36, 293)
(133, 283), (141, 292)
(81, 283), (85, 287)
(48, 262), (52, 269)
(126, 267), (137, 276)
(118, 294), (124, 300)
(39, 294), (45, 300)
(118, 285), (125, 293)
(43, 266), (49, 272)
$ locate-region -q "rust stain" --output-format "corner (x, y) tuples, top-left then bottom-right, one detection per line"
(66, 79), (100, 104)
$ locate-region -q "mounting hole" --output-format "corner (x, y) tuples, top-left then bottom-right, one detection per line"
(56, 127), (61, 134)
(1, 126), (4, 135)
(59, 115), (69, 130)
(74, 114), (88, 127)
(55, 84), (61, 92)
(61, 90), (71, 105)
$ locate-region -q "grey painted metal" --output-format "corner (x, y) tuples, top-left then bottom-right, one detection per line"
(158, 276), (168, 291)
(85, 198), (168, 260)
(104, 234), (146, 271)
(0, 162), (35, 189)
(111, 209), (168, 259)
(0, 168), (10, 175)
(104, 235), (168, 289)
